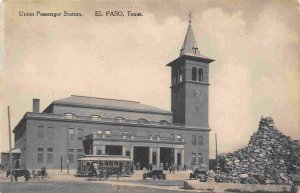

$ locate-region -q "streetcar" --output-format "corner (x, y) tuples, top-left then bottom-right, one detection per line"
(76, 155), (134, 178)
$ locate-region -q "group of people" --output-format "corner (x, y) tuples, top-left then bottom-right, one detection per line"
(87, 161), (124, 180)
(134, 162), (188, 172)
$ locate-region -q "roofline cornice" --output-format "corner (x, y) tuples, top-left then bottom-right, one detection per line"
(166, 55), (215, 67)
(24, 113), (211, 132)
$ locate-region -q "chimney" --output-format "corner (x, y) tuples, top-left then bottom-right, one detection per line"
(33, 98), (40, 113)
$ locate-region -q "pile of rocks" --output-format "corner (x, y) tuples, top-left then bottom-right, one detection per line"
(217, 116), (300, 185)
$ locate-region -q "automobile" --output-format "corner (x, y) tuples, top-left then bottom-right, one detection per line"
(190, 168), (207, 182)
(143, 170), (166, 180)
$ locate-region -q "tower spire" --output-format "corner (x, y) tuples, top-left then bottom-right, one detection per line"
(180, 10), (200, 56)
(189, 10), (192, 25)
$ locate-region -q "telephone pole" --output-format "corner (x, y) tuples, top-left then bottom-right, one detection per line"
(67, 128), (69, 174)
(215, 133), (218, 170)
(8, 106), (13, 182)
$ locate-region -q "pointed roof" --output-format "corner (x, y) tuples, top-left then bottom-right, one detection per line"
(178, 12), (214, 62)
(180, 24), (201, 56)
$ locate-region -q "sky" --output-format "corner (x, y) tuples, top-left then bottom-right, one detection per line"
(0, 0), (299, 158)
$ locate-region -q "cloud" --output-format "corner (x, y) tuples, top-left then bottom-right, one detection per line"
(197, 7), (299, 155)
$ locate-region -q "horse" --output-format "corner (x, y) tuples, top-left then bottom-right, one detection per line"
(6, 169), (30, 182)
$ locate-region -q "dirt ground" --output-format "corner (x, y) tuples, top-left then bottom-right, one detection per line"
(1, 170), (298, 193)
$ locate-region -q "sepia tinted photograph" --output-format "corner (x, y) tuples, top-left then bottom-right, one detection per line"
(0, 1), (299, 192)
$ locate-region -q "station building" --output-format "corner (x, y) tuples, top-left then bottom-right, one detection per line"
(12, 20), (214, 170)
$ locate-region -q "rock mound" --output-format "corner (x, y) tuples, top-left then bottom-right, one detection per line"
(217, 116), (300, 185)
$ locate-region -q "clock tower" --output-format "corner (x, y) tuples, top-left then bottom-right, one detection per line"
(167, 15), (214, 128)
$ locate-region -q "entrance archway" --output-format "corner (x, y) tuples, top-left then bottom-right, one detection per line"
(160, 147), (174, 170)
(133, 146), (149, 170)
(177, 152), (181, 165)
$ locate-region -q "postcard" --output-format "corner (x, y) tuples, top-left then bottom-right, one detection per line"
(0, 1), (299, 192)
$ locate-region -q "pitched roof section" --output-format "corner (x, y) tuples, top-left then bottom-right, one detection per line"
(180, 24), (200, 56)
(179, 21), (214, 62)
(53, 95), (171, 114)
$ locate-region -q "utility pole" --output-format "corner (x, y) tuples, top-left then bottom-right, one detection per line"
(8, 106), (13, 182)
(67, 128), (69, 175)
(215, 133), (218, 170)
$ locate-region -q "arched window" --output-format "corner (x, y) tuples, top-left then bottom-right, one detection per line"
(178, 68), (183, 82)
(96, 130), (103, 137)
(159, 120), (169, 125)
(115, 117), (126, 123)
(198, 68), (203, 82)
(90, 115), (102, 121)
(192, 67), (197, 81)
(173, 69), (178, 84)
(138, 118), (148, 124)
(64, 113), (77, 120)
(176, 134), (182, 141)
(123, 131), (128, 139)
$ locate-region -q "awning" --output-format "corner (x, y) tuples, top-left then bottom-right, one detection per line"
(1, 148), (21, 154)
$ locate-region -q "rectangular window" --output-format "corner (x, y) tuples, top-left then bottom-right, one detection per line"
(105, 130), (111, 137)
(37, 126), (44, 138)
(191, 153), (196, 165)
(78, 129), (84, 140)
(68, 154), (74, 163)
(37, 148), (44, 163)
(68, 149), (74, 163)
(47, 127), (54, 139)
(77, 149), (84, 159)
(198, 136), (203, 145)
(68, 128), (75, 140)
(47, 148), (53, 163)
(198, 153), (203, 165)
(192, 135), (196, 145)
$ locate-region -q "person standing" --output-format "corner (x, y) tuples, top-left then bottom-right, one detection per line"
(117, 162), (123, 181)
(183, 164), (187, 172)
(93, 162), (99, 176)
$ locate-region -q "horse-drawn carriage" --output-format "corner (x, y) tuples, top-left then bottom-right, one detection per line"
(31, 167), (50, 181)
(6, 167), (49, 182)
(76, 155), (134, 181)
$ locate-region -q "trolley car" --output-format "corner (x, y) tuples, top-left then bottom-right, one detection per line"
(77, 155), (134, 178)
